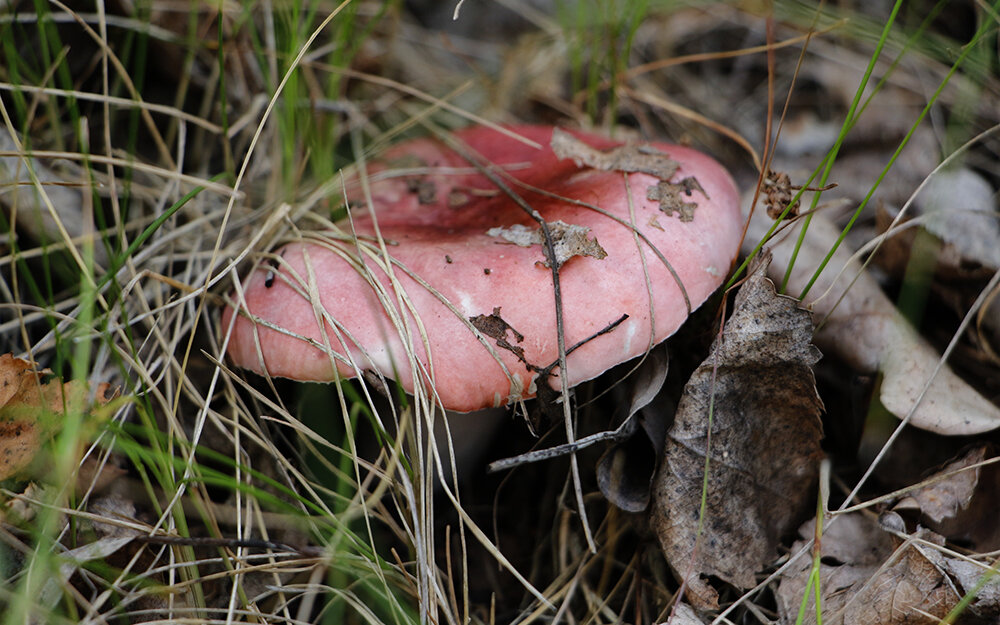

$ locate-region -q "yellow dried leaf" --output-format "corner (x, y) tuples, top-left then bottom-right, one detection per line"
(0, 353), (111, 481)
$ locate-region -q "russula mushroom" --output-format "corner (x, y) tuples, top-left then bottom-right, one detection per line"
(222, 125), (742, 414)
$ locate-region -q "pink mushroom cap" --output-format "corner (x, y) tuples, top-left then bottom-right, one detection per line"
(222, 125), (742, 412)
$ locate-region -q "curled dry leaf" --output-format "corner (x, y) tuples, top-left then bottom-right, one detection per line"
(944, 557), (1000, 620)
(469, 307), (527, 363)
(743, 204), (1000, 434)
(597, 345), (669, 513)
(649, 254), (824, 606)
(75, 457), (129, 498)
(0, 353), (112, 481)
(896, 446), (981, 522)
(777, 514), (976, 625)
(645, 178), (705, 222)
(893, 444), (1000, 552)
(39, 534), (136, 610)
(875, 168), (1000, 283)
(549, 127), (679, 180)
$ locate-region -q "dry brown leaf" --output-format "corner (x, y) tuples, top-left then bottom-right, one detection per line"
(649, 254), (824, 602)
(75, 457), (129, 498)
(743, 204), (1000, 434)
(40, 534), (136, 610)
(916, 167), (1000, 271)
(777, 514), (963, 625)
(875, 202), (996, 284)
(2, 481), (42, 524)
(486, 220), (607, 268)
(469, 307), (527, 364)
(646, 178), (704, 222)
(0, 353), (111, 481)
(943, 557), (1000, 620)
(895, 445), (1000, 552)
(896, 446), (983, 524)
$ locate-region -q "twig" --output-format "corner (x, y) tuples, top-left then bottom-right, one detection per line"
(131, 534), (324, 557)
(488, 418), (635, 473)
(529, 313), (629, 376)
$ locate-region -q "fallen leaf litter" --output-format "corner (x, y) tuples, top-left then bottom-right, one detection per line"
(0, 353), (111, 481)
(649, 253), (824, 608)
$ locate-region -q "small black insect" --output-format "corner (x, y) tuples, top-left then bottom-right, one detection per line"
(264, 258), (280, 288)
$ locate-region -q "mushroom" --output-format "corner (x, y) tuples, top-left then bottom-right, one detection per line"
(222, 124), (741, 425)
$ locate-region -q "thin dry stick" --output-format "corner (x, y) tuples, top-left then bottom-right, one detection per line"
(0, 84), (222, 132)
(130, 534), (324, 557)
(0, 150), (235, 196)
(623, 21), (844, 81)
(624, 86), (761, 171)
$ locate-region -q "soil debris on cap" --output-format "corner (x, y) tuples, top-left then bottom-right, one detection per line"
(551, 127), (708, 222)
(470, 307), (527, 362)
(406, 177), (437, 204)
(647, 177), (707, 222)
(487, 220), (607, 268)
(550, 127), (679, 179)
